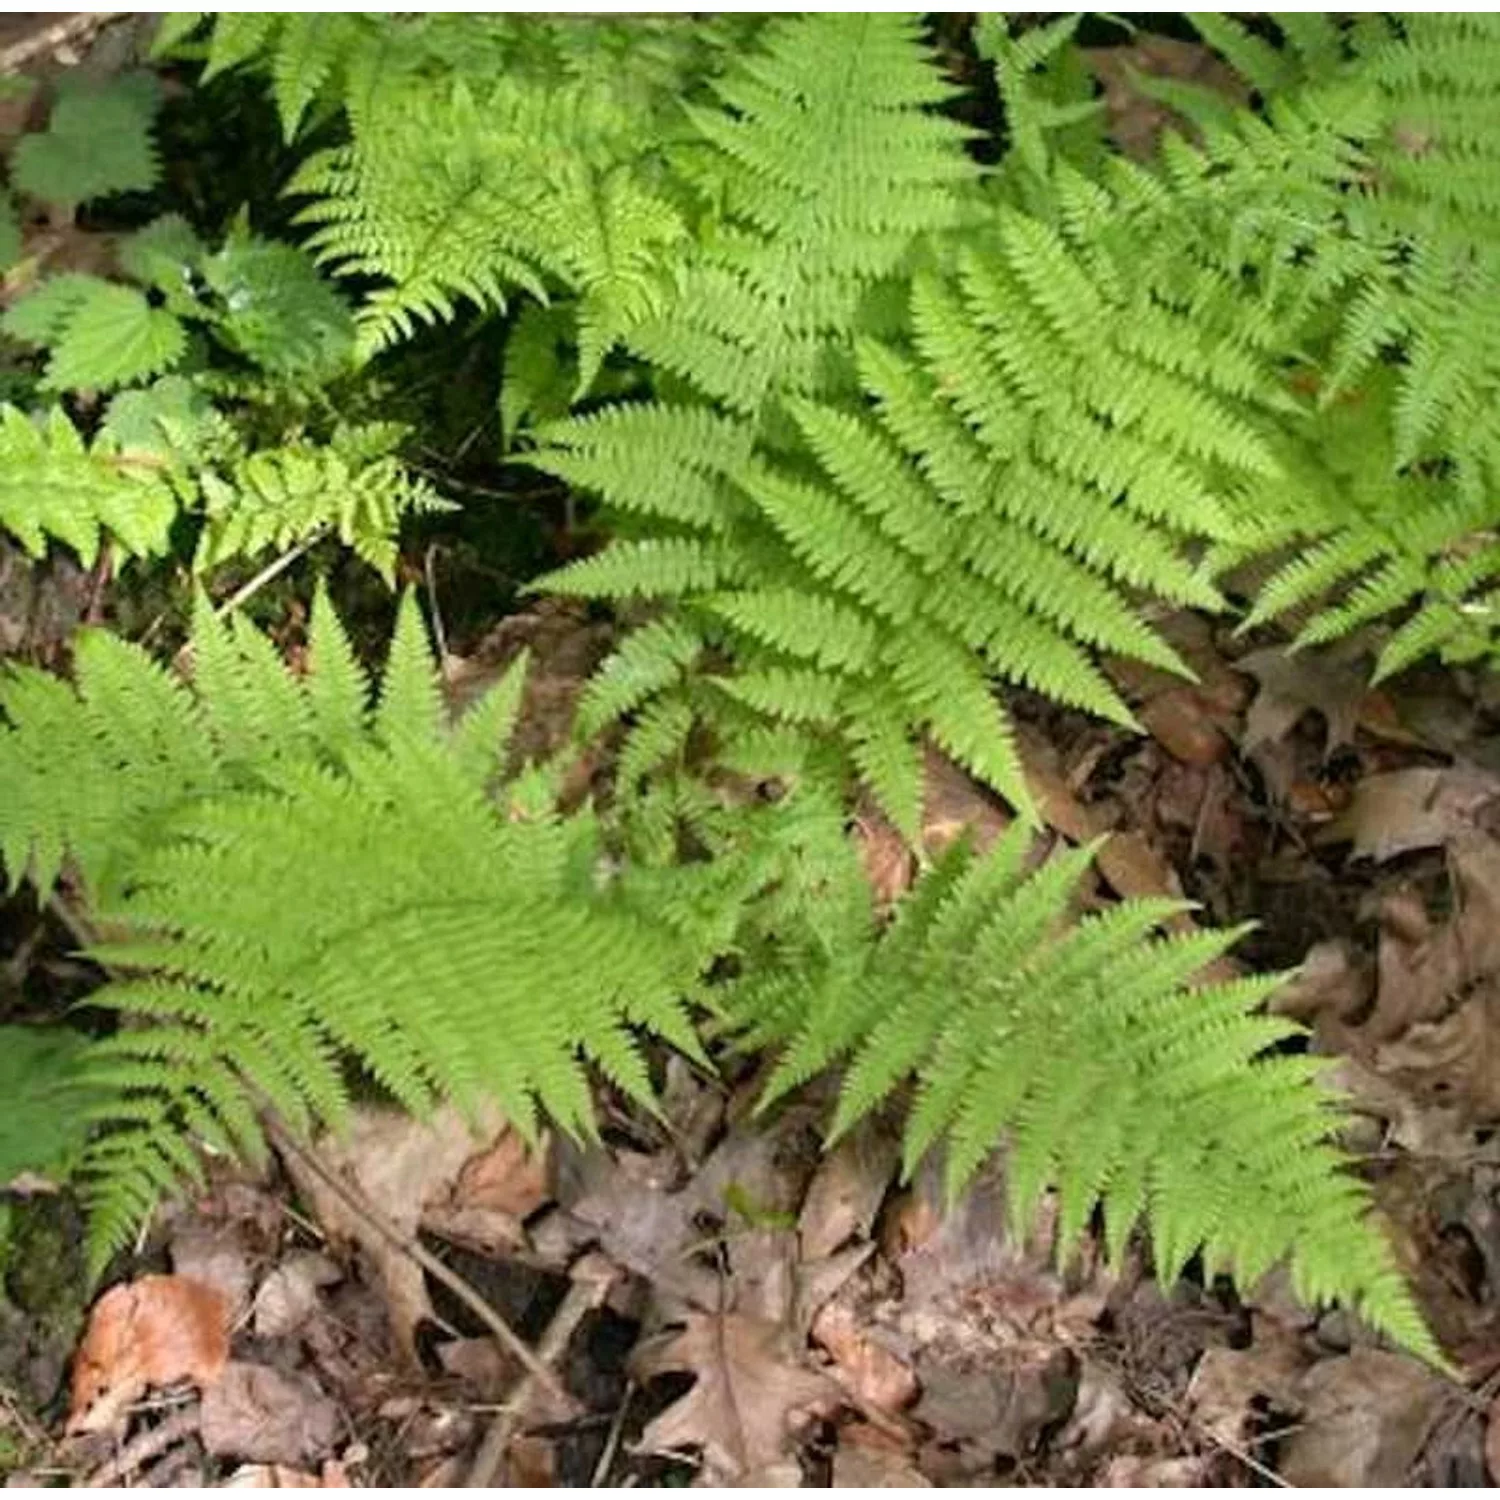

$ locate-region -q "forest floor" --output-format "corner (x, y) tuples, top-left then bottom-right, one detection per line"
(3, 12), (1500, 1491)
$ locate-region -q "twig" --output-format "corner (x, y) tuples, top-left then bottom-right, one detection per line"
(590, 1378), (634, 1487)
(464, 1258), (615, 1487)
(424, 543), (449, 662)
(260, 1114), (573, 1415)
(212, 533), (323, 620)
(0, 12), (120, 73)
(83, 1403), (200, 1488)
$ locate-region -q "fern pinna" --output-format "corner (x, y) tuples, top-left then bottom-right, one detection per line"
(0, 590), (710, 1272)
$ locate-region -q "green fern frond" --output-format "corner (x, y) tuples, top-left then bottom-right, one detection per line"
(727, 830), (1441, 1366)
(0, 403), (179, 565)
(2, 592), (719, 1274)
(196, 443), (450, 582)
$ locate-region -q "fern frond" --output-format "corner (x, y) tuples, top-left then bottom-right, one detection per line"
(2, 593), (720, 1273)
(727, 831), (1441, 1365)
(196, 443), (449, 582)
(0, 404), (179, 565)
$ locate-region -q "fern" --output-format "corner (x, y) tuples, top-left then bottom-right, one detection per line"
(280, 17), (743, 370)
(195, 434), (451, 583)
(0, 403), (179, 566)
(530, 13), (1293, 830)
(0, 589), (714, 1272)
(720, 820), (1439, 1366)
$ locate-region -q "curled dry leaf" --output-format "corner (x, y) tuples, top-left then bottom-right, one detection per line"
(1277, 1349), (1449, 1488)
(200, 1361), (341, 1467)
(252, 1252), (343, 1340)
(68, 1274), (230, 1435)
(632, 1312), (840, 1484)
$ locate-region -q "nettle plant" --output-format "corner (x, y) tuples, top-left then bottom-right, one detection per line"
(5, 11), (1492, 1365)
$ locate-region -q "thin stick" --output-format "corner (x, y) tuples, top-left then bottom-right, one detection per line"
(82, 1403), (200, 1488)
(464, 1263), (612, 1487)
(212, 532), (323, 620)
(0, 13), (120, 73)
(590, 1378), (634, 1487)
(261, 1115), (573, 1414)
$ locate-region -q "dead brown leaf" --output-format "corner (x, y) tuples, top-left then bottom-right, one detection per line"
(68, 1274), (231, 1435)
(1238, 643), (1373, 757)
(280, 1103), (507, 1358)
(200, 1362), (340, 1467)
(1186, 1334), (1308, 1450)
(913, 1347), (1077, 1459)
(632, 1312), (840, 1483)
(798, 1117), (899, 1262)
(1098, 1453), (1210, 1486)
(811, 1299), (917, 1415)
(1368, 836), (1500, 1040)
(252, 1252), (343, 1341)
(832, 1430), (931, 1487)
(1277, 1349), (1449, 1487)
(920, 745), (1012, 855)
(1485, 1389), (1500, 1482)
(1082, 35), (1249, 160)
(224, 1461), (351, 1488)
(169, 1221), (255, 1322)
(1374, 986), (1500, 1125)
(855, 808), (916, 905)
(1332, 765), (1500, 861)
(1138, 686), (1231, 766)
(437, 1336), (516, 1398)
(453, 1127), (550, 1219)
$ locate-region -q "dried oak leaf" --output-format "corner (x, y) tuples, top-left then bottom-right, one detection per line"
(68, 1274), (230, 1434)
(1238, 643), (1372, 757)
(632, 1312), (840, 1483)
(1332, 765), (1500, 862)
(200, 1361), (340, 1466)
